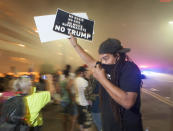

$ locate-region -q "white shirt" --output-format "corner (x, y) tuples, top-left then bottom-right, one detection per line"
(74, 76), (89, 106)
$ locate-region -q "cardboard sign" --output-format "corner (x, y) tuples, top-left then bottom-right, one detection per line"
(34, 13), (89, 43)
(53, 9), (94, 41)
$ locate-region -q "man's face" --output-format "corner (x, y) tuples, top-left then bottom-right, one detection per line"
(80, 71), (87, 78)
(99, 53), (116, 64)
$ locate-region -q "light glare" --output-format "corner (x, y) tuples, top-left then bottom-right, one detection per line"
(139, 65), (149, 69)
(17, 44), (25, 47)
(168, 21), (173, 24)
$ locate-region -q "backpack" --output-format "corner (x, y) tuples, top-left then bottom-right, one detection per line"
(0, 95), (29, 131)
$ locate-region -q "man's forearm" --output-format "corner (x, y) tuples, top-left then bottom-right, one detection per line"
(101, 78), (126, 101)
(73, 43), (96, 68)
(69, 35), (96, 68)
(99, 78), (136, 109)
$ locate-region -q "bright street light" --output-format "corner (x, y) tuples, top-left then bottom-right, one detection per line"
(168, 21), (173, 24)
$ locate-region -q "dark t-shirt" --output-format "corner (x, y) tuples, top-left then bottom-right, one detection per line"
(99, 61), (143, 131)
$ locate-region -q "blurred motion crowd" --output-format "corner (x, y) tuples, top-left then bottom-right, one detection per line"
(0, 64), (102, 131)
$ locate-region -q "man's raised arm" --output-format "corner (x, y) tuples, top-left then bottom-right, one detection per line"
(68, 34), (96, 69)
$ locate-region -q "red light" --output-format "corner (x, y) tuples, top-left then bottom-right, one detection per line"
(160, 0), (172, 2)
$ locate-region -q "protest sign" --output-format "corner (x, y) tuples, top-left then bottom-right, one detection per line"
(53, 9), (94, 41)
(34, 13), (89, 42)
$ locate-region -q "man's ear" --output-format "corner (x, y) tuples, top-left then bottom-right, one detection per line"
(113, 53), (118, 57)
(114, 53), (119, 62)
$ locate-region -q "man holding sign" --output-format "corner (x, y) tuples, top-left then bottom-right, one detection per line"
(68, 35), (143, 131)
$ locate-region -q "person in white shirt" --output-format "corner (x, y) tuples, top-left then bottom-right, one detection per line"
(74, 66), (92, 131)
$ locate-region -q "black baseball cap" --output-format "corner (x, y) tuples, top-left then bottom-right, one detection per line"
(98, 38), (130, 54)
(75, 66), (87, 74)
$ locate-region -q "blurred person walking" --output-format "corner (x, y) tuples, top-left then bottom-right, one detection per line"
(84, 73), (102, 131)
(59, 68), (78, 131)
(74, 66), (92, 131)
(0, 74), (55, 131)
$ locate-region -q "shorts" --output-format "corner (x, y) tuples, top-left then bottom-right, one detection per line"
(61, 101), (78, 116)
(77, 105), (92, 128)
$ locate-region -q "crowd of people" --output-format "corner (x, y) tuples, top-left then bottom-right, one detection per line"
(0, 64), (102, 131)
(0, 35), (143, 131)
